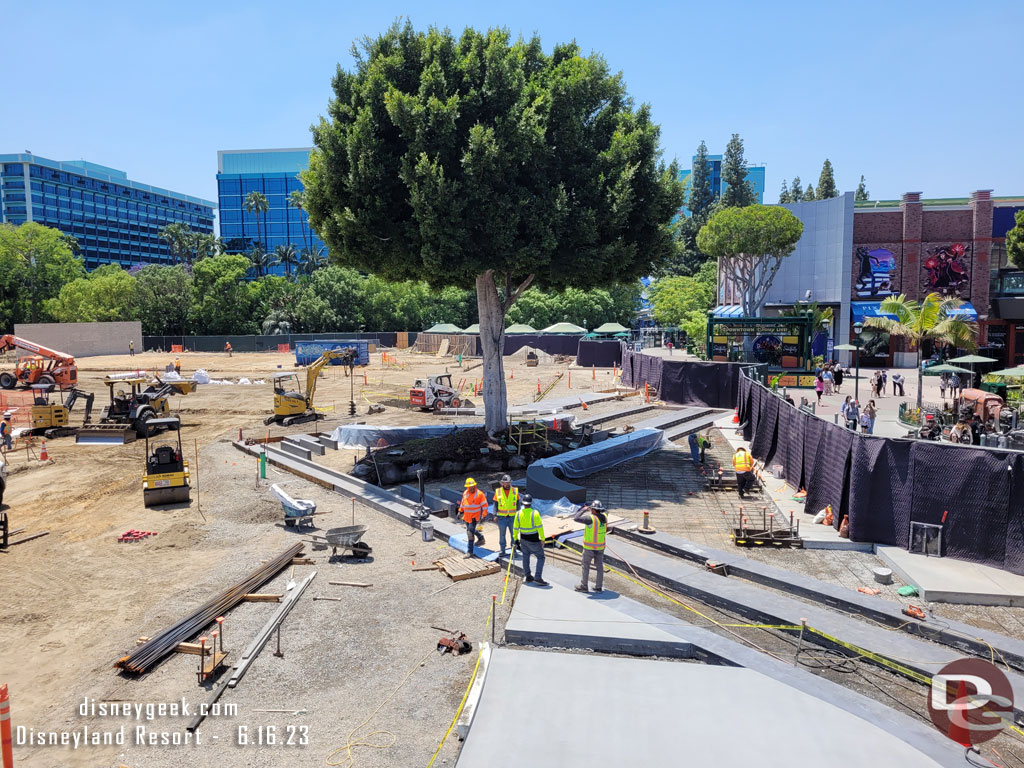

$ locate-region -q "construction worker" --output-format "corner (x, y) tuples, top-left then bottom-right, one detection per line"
(128, 339), (135, 357)
(225, 341), (232, 357)
(732, 446), (755, 498)
(574, 500), (607, 593)
(459, 478), (487, 558)
(1, 412), (12, 451)
(493, 474), (521, 556)
(174, 357), (181, 375)
(513, 494), (548, 586)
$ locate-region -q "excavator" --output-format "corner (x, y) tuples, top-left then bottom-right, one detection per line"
(0, 335), (78, 390)
(29, 384), (95, 438)
(265, 347), (356, 426)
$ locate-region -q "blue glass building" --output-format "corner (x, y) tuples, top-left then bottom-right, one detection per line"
(677, 154), (766, 216)
(216, 148), (325, 275)
(0, 153), (215, 270)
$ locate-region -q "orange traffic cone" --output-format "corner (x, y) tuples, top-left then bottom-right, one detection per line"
(568, 372), (572, 389)
(731, 408), (739, 424)
(592, 365), (596, 380)
(40, 440), (49, 462)
(537, 379), (541, 395)
(510, 369), (514, 380)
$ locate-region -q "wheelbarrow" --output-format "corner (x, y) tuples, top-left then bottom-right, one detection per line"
(308, 525), (372, 559)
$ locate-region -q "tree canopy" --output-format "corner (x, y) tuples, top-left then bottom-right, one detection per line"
(816, 159), (838, 198)
(855, 175), (870, 202)
(688, 140), (715, 218)
(649, 260), (716, 351)
(1006, 210), (1024, 270)
(720, 133), (755, 207)
(0, 222), (84, 325)
(697, 204), (803, 316)
(303, 22), (682, 430)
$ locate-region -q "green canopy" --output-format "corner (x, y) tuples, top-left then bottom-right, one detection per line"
(948, 354), (998, 364)
(987, 366), (1024, 378)
(424, 323), (463, 334)
(462, 323), (480, 334)
(592, 322), (630, 334)
(922, 363), (973, 376)
(542, 322), (587, 334)
(505, 323), (537, 334)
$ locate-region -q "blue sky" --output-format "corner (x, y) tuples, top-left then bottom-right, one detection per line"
(4, 0), (1022, 206)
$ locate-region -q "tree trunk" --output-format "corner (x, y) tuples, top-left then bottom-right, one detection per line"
(476, 273), (509, 435)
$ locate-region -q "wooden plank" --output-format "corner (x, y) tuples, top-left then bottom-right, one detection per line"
(242, 593), (283, 602)
(203, 650), (228, 675)
(8, 530), (50, 546)
(329, 581), (372, 588)
(412, 565), (440, 572)
(433, 556), (500, 582)
(290, 557), (315, 565)
(137, 637), (213, 656)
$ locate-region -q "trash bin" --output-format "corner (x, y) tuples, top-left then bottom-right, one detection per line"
(421, 522), (434, 542)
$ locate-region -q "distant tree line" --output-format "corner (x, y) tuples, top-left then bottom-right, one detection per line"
(778, 160), (868, 203)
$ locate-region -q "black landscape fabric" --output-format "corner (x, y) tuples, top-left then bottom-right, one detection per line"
(619, 348), (740, 408)
(576, 340), (622, 368)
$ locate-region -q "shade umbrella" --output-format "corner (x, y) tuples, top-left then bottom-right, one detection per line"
(592, 322), (630, 334)
(424, 323), (463, 334)
(948, 353), (997, 384)
(541, 322), (587, 334)
(505, 323), (537, 334)
(987, 366), (1024, 378)
(462, 323), (480, 334)
(921, 364), (974, 376)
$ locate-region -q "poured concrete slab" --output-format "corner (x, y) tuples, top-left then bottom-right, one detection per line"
(505, 578), (692, 656)
(457, 648), (953, 768)
(878, 545), (1024, 607)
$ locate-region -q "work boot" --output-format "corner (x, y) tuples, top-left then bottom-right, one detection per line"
(534, 579), (549, 587)
(574, 584), (589, 593)
(594, 587), (603, 593)
(525, 575), (534, 583)
(464, 552), (474, 559)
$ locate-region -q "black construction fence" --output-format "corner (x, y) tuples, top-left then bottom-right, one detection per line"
(619, 345), (742, 409)
(143, 332), (404, 353)
(737, 370), (1024, 577)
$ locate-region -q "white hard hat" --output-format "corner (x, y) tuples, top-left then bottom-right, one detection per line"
(3, 412), (10, 418)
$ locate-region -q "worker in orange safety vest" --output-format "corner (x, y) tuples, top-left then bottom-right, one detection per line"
(732, 447), (755, 498)
(459, 477), (488, 558)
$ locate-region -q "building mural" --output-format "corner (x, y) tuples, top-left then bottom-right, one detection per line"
(854, 247), (897, 298)
(922, 242), (970, 297)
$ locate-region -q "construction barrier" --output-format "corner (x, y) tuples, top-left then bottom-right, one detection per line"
(620, 345), (742, 409)
(144, 332), (401, 354)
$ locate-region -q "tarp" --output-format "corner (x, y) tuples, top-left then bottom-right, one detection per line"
(331, 423), (479, 447)
(576, 340), (622, 368)
(619, 347), (741, 408)
(531, 428), (664, 479)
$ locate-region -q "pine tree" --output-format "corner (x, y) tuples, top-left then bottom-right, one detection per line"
(688, 140), (715, 219)
(817, 159), (838, 198)
(778, 180), (792, 204)
(804, 183), (816, 201)
(790, 176), (803, 202)
(720, 133), (755, 207)
(855, 175), (869, 202)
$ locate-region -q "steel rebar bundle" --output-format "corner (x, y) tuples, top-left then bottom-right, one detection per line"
(114, 543), (305, 674)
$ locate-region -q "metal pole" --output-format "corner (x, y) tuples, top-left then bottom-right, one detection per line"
(491, 595), (496, 645)
(793, 619), (808, 665)
(854, 345), (860, 403)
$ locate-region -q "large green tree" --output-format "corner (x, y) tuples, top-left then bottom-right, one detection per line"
(293, 265), (366, 332)
(817, 159), (838, 199)
(273, 243), (300, 279)
(650, 259), (716, 353)
(688, 140), (715, 218)
(48, 265), (138, 322)
(0, 222), (84, 323)
(697, 204), (803, 316)
(190, 254), (259, 334)
(789, 176), (803, 202)
(803, 182), (816, 201)
(135, 265), (192, 335)
(720, 133), (755, 208)
(855, 175), (870, 202)
(778, 180), (792, 204)
(1005, 210), (1024, 270)
(864, 293), (978, 411)
(303, 23), (682, 431)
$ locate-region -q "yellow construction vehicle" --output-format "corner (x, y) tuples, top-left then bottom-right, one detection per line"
(77, 376), (197, 444)
(29, 384), (95, 438)
(265, 347), (356, 426)
(142, 416), (190, 507)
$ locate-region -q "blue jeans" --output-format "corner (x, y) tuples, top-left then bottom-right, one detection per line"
(1, 433), (11, 450)
(689, 442), (700, 464)
(520, 538), (545, 581)
(465, 520), (484, 555)
(496, 515), (515, 553)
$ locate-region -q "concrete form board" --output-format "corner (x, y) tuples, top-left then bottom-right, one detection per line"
(457, 648), (957, 768)
(631, 405), (711, 431)
(316, 434), (339, 450)
(570, 537), (1024, 714)
(289, 435), (325, 454)
(573, 404), (655, 427)
(615, 528), (1024, 668)
(277, 440), (312, 460)
(662, 413), (720, 441)
(879, 546), (1024, 607)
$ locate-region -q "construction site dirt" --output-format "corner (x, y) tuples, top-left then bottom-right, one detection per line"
(4, 347), (1024, 766)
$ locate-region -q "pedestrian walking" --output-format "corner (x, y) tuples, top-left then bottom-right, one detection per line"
(833, 365), (844, 393)
(846, 399), (860, 431)
(129, 340), (135, 357)
(880, 370), (888, 397)
(574, 500), (607, 593)
(732, 447), (755, 498)
(822, 366), (834, 396)
(225, 341), (233, 357)
(513, 494), (548, 586)
(840, 396), (852, 425)
(939, 373), (948, 400)
(815, 373), (824, 404)
(174, 357), (181, 375)
(863, 400), (877, 434)
(493, 474), (520, 556)
(892, 373), (905, 397)
(459, 477), (487, 558)
(951, 373), (962, 400)
(666, 340), (673, 356)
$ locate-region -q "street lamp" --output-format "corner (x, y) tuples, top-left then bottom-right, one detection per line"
(852, 321), (864, 402)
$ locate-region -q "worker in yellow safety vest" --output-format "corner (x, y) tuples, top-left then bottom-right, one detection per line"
(493, 474), (521, 557)
(732, 447), (755, 498)
(459, 477), (488, 558)
(574, 500), (607, 593)
(513, 494), (548, 586)
(174, 357), (182, 375)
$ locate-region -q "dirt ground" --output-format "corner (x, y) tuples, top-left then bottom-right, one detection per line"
(0, 347), (583, 768)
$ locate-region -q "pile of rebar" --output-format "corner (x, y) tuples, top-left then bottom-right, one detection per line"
(115, 543), (305, 674)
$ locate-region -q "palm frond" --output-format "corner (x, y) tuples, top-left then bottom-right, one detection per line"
(863, 316), (910, 337)
(878, 294), (916, 327)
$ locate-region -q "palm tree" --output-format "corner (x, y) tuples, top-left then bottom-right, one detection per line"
(298, 246), (328, 276)
(246, 244), (273, 277)
(262, 309), (292, 335)
(193, 233), (225, 262)
(288, 188), (310, 253)
(244, 191), (269, 252)
(273, 243), (300, 279)
(864, 292), (978, 410)
(158, 222), (194, 265)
